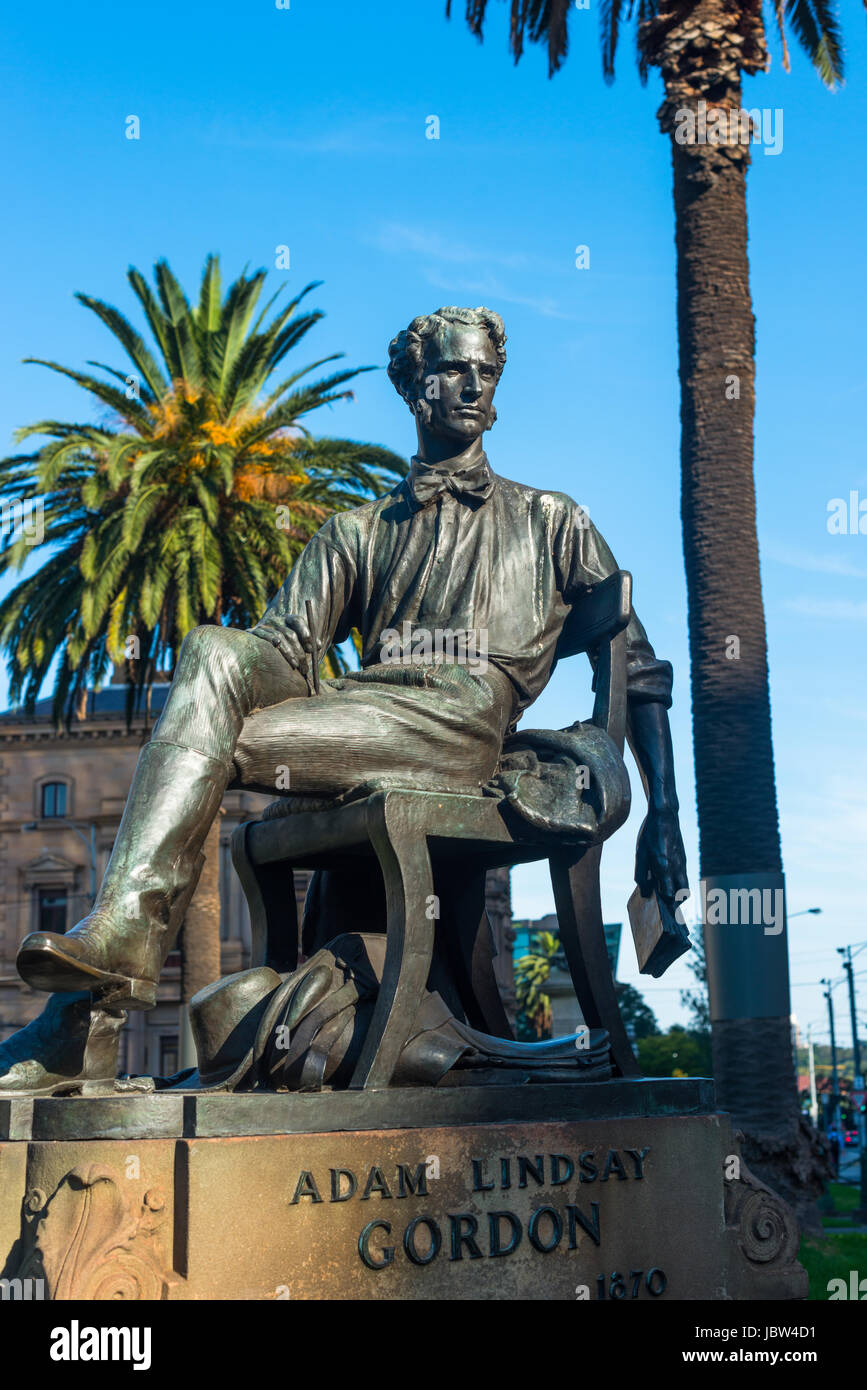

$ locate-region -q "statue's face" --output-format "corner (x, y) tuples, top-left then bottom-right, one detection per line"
(420, 323), (499, 448)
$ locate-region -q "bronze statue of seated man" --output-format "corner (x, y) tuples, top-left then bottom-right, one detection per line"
(15, 305), (688, 1015)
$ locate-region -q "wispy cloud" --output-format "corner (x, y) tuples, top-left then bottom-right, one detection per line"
(374, 223), (541, 272)
(424, 270), (574, 320)
(373, 222), (574, 319)
(202, 118), (400, 156)
(818, 696), (867, 724)
(784, 597), (867, 621)
(766, 542), (867, 580)
(780, 768), (867, 900)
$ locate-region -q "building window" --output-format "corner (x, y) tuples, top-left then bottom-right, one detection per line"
(165, 923), (182, 972)
(41, 782), (67, 818)
(37, 888), (67, 934)
(159, 1035), (179, 1078)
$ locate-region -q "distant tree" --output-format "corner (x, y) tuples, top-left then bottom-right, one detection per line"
(680, 927), (710, 1033)
(616, 981), (659, 1039)
(637, 1025), (712, 1078)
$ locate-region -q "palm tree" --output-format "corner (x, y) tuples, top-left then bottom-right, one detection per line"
(0, 255), (406, 725)
(446, 0), (843, 1220)
(0, 255), (406, 1041)
(515, 930), (562, 1040)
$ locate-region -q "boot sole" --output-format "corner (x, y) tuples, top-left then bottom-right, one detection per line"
(16, 944), (156, 1010)
(0, 1077), (118, 1098)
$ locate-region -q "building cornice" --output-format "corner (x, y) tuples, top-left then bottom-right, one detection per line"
(0, 727), (152, 746)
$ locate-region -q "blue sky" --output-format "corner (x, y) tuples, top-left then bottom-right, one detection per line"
(1, 0), (865, 1037)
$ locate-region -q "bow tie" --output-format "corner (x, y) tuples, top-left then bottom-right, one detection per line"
(407, 455), (495, 509)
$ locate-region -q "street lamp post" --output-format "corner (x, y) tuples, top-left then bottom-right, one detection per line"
(821, 977), (840, 1136)
(837, 945), (867, 1219)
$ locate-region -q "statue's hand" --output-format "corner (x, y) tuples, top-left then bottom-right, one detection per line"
(635, 807), (688, 906)
(250, 615), (313, 672)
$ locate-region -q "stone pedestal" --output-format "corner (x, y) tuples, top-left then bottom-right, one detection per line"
(0, 1079), (806, 1300)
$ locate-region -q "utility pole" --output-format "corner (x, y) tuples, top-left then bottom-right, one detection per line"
(837, 946), (867, 1220)
(838, 947), (863, 1087)
(807, 1024), (818, 1127)
(821, 978), (840, 1134)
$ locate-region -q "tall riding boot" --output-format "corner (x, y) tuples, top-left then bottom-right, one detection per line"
(17, 740), (228, 1009)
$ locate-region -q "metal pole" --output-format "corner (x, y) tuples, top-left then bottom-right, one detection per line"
(822, 979), (840, 1134)
(807, 1023), (818, 1127)
(839, 946), (867, 1219)
(840, 947), (862, 1086)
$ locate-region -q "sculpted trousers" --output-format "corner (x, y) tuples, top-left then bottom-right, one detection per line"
(15, 624), (513, 1003)
(153, 625), (512, 801)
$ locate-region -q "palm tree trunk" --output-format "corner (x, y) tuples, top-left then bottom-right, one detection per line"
(671, 124), (795, 1125)
(644, 0), (827, 1229)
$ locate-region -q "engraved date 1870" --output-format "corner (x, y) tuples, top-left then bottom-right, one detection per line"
(580, 1269), (667, 1299)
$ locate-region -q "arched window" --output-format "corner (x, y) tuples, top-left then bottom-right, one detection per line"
(41, 782), (68, 818)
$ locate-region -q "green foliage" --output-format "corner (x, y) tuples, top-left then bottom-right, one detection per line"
(0, 256), (406, 724)
(680, 925), (710, 1033)
(636, 1025), (712, 1078)
(827, 1183), (859, 1217)
(800, 1229), (867, 1300)
(798, 1044), (864, 1073)
(615, 980), (659, 1039)
(514, 930), (561, 1040)
(515, 930), (659, 1044)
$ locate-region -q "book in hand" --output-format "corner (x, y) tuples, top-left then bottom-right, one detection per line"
(627, 885), (691, 978)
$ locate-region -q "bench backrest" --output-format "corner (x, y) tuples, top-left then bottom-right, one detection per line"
(555, 569), (631, 752)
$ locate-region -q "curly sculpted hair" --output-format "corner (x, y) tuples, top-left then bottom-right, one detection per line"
(387, 306), (507, 407)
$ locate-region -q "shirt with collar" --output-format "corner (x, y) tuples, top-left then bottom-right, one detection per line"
(260, 453), (672, 721)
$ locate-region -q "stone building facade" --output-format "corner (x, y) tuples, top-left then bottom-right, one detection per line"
(0, 675), (514, 1074)
(0, 677), (276, 1075)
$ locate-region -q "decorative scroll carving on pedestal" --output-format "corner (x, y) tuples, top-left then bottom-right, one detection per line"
(723, 1136), (806, 1299)
(12, 1164), (179, 1300)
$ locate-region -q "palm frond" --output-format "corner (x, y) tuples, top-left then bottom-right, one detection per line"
(772, 0), (792, 71)
(127, 267), (176, 373)
(215, 268), (270, 399)
(449, 0), (847, 91)
(197, 254), (223, 332)
(21, 360), (149, 429)
(75, 294), (168, 399)
(786, 0), (844, 86)
(600, 0), (627, 83)
(447, 0), (570, 75)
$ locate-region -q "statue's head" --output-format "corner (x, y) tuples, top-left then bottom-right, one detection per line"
(388, 306), (506, 450)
